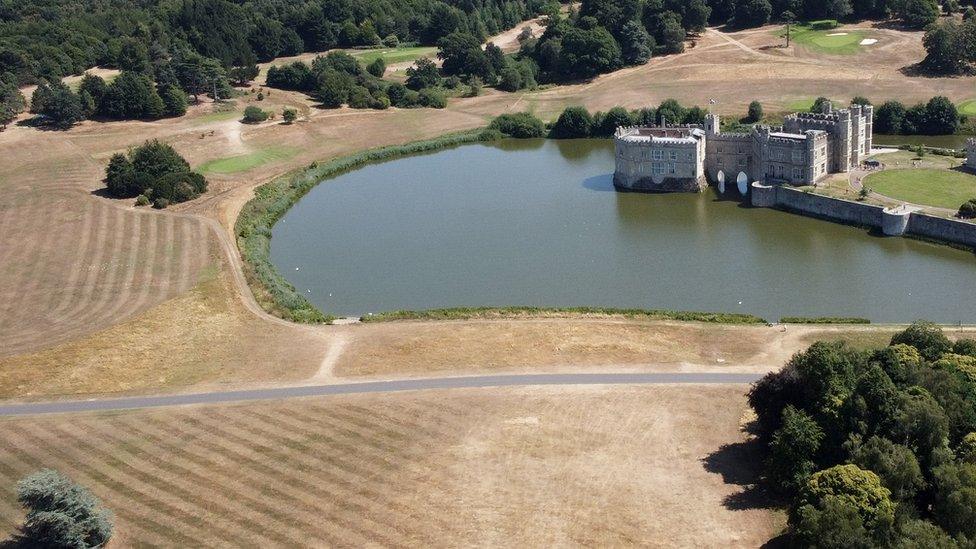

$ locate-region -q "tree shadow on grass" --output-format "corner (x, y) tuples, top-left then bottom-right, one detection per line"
(701, 423), (789, 512)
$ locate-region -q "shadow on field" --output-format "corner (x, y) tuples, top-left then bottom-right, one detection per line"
(701, 424), (787, 513)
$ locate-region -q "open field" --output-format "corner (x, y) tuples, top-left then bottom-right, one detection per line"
(0, 386), (785, 547)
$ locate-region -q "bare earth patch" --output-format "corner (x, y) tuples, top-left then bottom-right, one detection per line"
(0, 386), (785, 547)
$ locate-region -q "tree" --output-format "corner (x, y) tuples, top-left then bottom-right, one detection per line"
(437, 32), (485, 77)
(15, 469), (112, 548)
(923, 96), (959, 135)
(497, 66), (525, 91)
(811, 96), (832, 113)
(892, 387), (950, 459)
(37, 83), (84, 128)
(0, 72), (25, 129)
(684, 0), (712, 32)
(159, 85), (188, 117)
(747, 101), (763, 123)
(366, 58), (386, 78)
(418, 88), (447, 108)
(932, 462), (976, 538)
(895, 0), (940, 29)
(734, 0), (773, 27)
(228, 64), (259, 86)
(99, 71), (165, 120)
(282, 108), (297, 124)
(792, 464), (895, 545)
(891, 320), (951, 361)
(405, 58), (441, 90)
(849, 436), (925, 501)
(782, 10), (797, 46)
(656, 12), (686, 54)
(317, 69), (351, 108)
(104, 140), (206, 204)
(595, 106), (634, 136)
(657, 98), (686, 126)
(852, 96), (871, 106)
(618, 20), (654, 65)
(874, 101), (906, 134)
(768, 406), (824, 492)
(557, 26), (622, 79)
(550, 106), (594, 138)
(174, 53), (227, 102)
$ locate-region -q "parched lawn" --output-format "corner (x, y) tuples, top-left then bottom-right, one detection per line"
(350, 46), (437, 66)
(198, 146), (299, 175)
(864, 168), (976, 209)
(781, 25), (869, 55)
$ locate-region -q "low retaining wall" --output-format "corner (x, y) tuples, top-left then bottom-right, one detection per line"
(749, 185), (976, 249)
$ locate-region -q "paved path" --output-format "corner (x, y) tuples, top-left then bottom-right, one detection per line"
(0, 372), (764, 417)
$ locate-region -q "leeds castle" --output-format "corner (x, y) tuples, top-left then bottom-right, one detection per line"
(613, 102), (874, 193)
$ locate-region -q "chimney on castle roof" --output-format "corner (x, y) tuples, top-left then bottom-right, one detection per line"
(821, 100), (833, 114)
(660, 114), (667, 128)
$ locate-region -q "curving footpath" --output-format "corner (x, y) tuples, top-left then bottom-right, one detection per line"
(0, 372), (764, 417)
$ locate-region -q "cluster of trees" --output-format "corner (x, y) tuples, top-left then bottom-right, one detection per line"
(267, 52), (449, 109)
(749, 320), (976, 546)
(105, 140), (207, 208)
(712, 0), (949, 30)
(922, 15), (976, 75)
(874, 96), (961, 135)
(438, 34), (538, 91)
(550, 100), (709, 137)
(0, 72), (26, 129)
(11, 469), (112, 548)
(0, 0), (541, 86)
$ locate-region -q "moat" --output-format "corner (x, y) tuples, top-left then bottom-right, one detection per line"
(271, 139), (976, 323)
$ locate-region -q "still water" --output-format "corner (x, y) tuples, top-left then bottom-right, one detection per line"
(271, 139), (976, 322)
(873, 134), (972, 149)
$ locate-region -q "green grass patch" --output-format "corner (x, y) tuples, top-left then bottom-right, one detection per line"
(864, 168), (976, 209)
(193, 109), (240, 124)
(958, 100), (976, 117)
(349, 46), (437, 66)
(781, 24), (868, 55)
(787, 98), (817, 112)
(360, 307), (768, 324)
(780, 316), (871, 324)
(235, 129), (500, 324)
(198, 146), (299, 175)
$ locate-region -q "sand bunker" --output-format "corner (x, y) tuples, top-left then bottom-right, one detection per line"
(860, 38), (878, 45)
(826, 32), (848, 36)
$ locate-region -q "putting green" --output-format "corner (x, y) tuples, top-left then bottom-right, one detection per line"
(350, 47), (437, 66)
(865, 168), (976, 210)
(198, 146), (299, 175)
(780, 25), (869, 55)
(958, 100), (976, 117)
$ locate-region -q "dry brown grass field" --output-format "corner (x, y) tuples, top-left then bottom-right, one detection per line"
(0, 386), (784, 547)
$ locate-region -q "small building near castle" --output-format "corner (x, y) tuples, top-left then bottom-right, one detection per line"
(613, 102), (873, 193)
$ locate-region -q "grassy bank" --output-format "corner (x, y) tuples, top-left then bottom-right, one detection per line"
(360, 307), (768, 324)
(235, 129), (498, 323)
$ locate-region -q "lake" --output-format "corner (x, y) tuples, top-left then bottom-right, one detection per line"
(873, 134), (972, 149)
(271, 139), (976, 323)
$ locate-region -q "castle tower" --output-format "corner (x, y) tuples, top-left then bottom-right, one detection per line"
(805, 131), (819, 185)
(850, 104), (862, 167)
(862, 104), (873, 156)
(705, 114), (720, 136)
(836, 108), (852, 172)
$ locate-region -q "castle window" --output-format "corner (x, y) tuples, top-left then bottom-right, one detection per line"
(652, 150), (663, 161)
(668, 163), (676, 174)
(653, 163), (665, 174)
(793, 167), (804, 180)
(669, 151), (677, 160)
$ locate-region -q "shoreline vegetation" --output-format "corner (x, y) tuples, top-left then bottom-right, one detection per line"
(359, 307), (769, 324)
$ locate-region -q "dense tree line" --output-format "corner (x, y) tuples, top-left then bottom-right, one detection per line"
(749, 321), (976, 546)
(104, 139), (207, 208)
(0, 72), (25, 129)
(874, 96), (961, 135)
(0, 0), (543, 86)
(266, 51), (450, 109)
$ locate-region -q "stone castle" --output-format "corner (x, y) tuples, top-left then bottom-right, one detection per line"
(613, 102), (874, 193)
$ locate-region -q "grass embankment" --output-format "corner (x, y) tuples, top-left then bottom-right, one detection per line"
(360, 307), (768, 324)
(779, 316), (870, 324)
(781, 24), (868, 55)
(199, 146), (299, 175)
(235, 129), (498, 323)
(958, 100), (976, 117)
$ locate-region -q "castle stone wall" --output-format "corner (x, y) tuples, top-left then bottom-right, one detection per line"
(907, 213), (976, 248)
(773, 187), (884, 227)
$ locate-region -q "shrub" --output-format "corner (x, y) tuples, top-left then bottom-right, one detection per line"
(550, 106), (594, 138)
(153, 197), (170, 209)
(958, 199), (976, 219)
(418, 88), (446, 108)
(242, 105), (268, 123)
(366, 58), (386, 78)
(135, 194), (150, 206)
(282, 107), (297, 123)
(347, 86), (372, 108)
(810, 19), (839, 30)
(488, 112), (546, 138)
(15, 469), (112, 548)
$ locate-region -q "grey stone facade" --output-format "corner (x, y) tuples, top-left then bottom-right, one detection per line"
(613, 102), (873, 193)
(967, 138), (976, 170)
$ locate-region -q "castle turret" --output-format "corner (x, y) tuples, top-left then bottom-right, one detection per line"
(705, 113), (720, 136)
(863, 104), (873, 155)
(836, 108), (852, 172)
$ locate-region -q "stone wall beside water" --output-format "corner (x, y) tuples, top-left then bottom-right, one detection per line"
(749, 185), (976, 248)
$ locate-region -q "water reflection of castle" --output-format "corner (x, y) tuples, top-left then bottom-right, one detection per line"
(613, 102), (874, 193)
